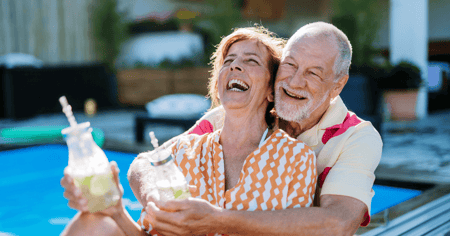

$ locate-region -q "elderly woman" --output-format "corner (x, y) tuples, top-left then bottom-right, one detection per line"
(60, 27), (317, 236)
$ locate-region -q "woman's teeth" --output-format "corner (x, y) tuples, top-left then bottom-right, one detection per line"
(228, 79), (249, 91)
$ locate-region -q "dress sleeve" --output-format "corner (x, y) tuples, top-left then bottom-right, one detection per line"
(137, 208), (162, 235)
(320, 125), (382, 221)
(286, 145), (317, 208)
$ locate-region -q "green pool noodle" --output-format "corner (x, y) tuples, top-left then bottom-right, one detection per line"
(1, 126), (105, 148)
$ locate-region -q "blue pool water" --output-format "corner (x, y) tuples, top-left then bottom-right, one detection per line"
(0, 145), (422, 235)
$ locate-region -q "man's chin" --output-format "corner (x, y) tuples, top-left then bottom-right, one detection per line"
(275, 104), (310, 123)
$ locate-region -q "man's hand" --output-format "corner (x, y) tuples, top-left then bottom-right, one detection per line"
(146, 198), (223, 236)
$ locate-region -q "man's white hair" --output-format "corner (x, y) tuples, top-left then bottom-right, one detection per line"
(288, 22), (352, 81)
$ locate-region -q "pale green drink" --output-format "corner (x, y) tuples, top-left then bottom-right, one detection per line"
(73, 172), (120, 212)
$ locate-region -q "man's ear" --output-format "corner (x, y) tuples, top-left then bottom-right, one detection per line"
(267, 91), (274, 102)
(331, 75), (349, 98)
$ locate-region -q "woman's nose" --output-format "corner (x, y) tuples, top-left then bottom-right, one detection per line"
(230, 59), (243, 72)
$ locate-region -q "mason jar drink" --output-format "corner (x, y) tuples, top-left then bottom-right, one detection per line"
(148, 148), (191, 201)
(62, 122), (120, 212)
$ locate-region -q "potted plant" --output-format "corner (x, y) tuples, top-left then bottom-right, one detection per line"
(378, 61), (424, 121)
(331, 0), (387, 132)
(90, 0), (129, 72)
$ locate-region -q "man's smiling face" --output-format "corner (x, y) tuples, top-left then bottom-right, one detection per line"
(274, 35), (340, 123)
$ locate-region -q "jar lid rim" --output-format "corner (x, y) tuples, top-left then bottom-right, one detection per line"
(150, 154), (173, 166)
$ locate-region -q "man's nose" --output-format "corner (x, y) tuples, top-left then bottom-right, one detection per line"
(288, 70), (306, 88)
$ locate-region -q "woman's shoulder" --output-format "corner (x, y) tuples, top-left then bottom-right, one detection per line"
(270, 129), (301, 142)
(268, 129), (313, 153)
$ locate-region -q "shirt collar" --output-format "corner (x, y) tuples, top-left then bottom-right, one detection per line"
(297, 96), (348, 146)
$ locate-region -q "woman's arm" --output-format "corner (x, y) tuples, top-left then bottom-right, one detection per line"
(98, 162), (149, 236)
(61, 162), (149, 236)
(128, 106), (225, 207)
(110, 206), (149, 236)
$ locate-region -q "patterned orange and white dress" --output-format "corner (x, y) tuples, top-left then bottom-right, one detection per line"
(139, 129), (317, 235)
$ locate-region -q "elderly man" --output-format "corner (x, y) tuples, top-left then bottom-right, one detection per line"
(129, 21), (382, 235)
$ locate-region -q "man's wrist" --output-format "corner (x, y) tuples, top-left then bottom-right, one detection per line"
(214, 208), (236, 234)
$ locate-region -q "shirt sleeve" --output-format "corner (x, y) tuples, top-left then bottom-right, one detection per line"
(186, 105), (225, 134)
(320, 124), (383, 217)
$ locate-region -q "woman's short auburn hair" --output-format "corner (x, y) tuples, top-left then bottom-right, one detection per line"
(208, 26), (286, 108)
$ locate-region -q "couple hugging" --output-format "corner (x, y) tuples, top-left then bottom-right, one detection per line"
(61, 22), (382, 236)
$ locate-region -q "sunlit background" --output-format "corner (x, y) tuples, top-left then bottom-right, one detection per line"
(1, 0), (450, 235)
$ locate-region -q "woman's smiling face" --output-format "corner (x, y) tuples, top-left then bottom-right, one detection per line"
(218, 39), (272, 112)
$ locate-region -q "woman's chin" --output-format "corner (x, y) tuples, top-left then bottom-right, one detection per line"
(222, 101), (248, 110)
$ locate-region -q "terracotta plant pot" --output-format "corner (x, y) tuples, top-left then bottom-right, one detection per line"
(383, 89), (419, 121)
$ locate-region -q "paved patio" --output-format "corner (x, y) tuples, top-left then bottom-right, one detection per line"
(377, 109), (450, 184)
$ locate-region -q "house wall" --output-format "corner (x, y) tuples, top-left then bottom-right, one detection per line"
(429, 0), (450, 41)
(6, 0), (446, 65)
(0, 0), (96, 64)
(261, 0), (450, 55)
(377, 0), (450, 57)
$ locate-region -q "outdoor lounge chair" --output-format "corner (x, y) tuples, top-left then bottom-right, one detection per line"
(135, 94), (210, 143)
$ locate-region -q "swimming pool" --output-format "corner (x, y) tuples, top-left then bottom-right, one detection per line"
(0, 145), (422, 235)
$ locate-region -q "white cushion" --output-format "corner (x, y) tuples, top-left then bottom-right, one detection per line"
(116, 31), (203, 68)
(145, 94), (210, 119)
(0, 53), (43, 69)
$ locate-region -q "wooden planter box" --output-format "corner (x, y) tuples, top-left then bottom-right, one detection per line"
(117, 67), (211, 106)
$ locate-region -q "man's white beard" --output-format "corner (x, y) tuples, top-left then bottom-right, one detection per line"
(275, 81), (329, 123)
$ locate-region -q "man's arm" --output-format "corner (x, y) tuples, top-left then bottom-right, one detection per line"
(220, 194), (367, 236)
(220, 126), (380, 235)
(146, 194), (366, 236)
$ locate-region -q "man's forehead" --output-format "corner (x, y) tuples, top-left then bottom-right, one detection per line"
(283, 35), (337, 58)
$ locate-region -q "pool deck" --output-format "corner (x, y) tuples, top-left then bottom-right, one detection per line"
(2, 108), (450, 183)
(1, 108), (450, 234)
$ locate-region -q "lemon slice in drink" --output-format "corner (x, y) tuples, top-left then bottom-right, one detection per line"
(90, 173), (112, 196)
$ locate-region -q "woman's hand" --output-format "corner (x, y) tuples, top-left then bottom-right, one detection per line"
(61, 161), (124, 217)
(146, 197), (223, 236)
(96, 161), (125, 218)
(60, 168), (89, 212)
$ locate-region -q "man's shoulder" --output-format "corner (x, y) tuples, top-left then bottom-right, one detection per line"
(199, 105), (225, 131)
(349, 112), (382, 140)
(315, 109), (382, 163)
(179, 130), (219, 146)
